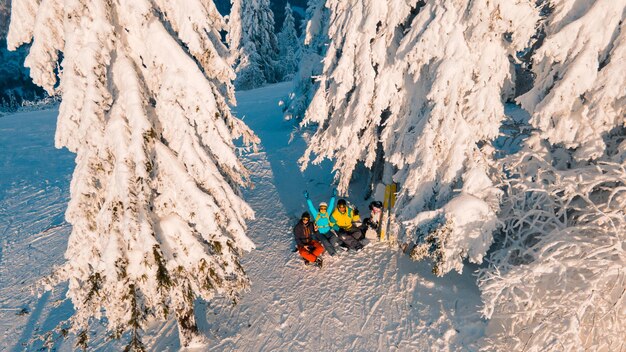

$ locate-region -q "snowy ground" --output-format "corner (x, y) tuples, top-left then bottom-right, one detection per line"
(0, 108), (76, 351)
(0, 82), (485, 351)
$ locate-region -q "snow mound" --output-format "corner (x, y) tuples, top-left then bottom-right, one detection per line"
(403, 190), (498, 276)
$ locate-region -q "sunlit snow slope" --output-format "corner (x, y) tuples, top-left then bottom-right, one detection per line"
(0, 82), (485, 351)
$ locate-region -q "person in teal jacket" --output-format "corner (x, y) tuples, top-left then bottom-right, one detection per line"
(304, 189), (343, 255)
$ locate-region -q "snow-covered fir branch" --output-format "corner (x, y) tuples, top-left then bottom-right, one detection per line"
(517, 0), (626, 161)
(8, 0), (258, 348)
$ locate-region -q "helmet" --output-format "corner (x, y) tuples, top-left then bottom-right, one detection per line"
(369, 201), (383, 210)
(319, 202), (328, 209)
(301, 212), (311, 220)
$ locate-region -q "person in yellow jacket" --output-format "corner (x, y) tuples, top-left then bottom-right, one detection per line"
(330, 199), (364, 250)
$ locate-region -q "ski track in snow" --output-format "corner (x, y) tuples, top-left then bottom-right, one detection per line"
(1, 83), (487, 351)
(0, 109), (76, 351)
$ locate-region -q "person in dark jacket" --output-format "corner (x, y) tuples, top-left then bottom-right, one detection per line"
(293, 212), (324, 267)
(331, 199), (364, 250)
(361, 200), (383, 235)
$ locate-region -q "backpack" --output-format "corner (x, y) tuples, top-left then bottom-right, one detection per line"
(346, 201), (359, 216)
(315, 212), (329, 223)
(315, 211), (335, 228)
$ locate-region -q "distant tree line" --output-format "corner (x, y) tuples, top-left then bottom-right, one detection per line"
(0, 2), (46, 112)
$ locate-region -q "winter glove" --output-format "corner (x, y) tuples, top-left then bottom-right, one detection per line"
(303, 190), (309, 199)
(332, 189), (337, 196)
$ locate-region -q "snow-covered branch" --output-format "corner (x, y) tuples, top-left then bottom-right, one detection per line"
(517, 0), (626, 161)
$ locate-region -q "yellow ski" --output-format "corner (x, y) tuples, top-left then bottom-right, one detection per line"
(379, 184), (391, 241)
(379, 183), (397, 242)
(387, 183), (397, 243)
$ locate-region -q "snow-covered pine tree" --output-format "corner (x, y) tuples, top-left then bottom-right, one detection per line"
(229, 0), (280, 90)
(277, 3), (301, 81)
(300, 0), (538, 275)
(478, 1), (626, 350)
(0, 0), (47, 111)
(282, 0), (329, 120)
(229, 0), (262, 89)
(8, 0), (258, 348)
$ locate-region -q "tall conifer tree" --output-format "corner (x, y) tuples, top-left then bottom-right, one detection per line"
(229, 0), (280, 90)
(8, 0), (259, 348)
(277, 3), (301, 80)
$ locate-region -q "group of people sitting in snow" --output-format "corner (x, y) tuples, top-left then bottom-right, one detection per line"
(293, 189), (384, 268)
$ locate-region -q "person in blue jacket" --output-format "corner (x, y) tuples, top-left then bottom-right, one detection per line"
(303, 189), (344, 256)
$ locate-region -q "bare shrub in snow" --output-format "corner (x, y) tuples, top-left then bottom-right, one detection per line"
(478, 138), (626, 351)
(8, 0), (258, 348)
(407, 215), (453, 277)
